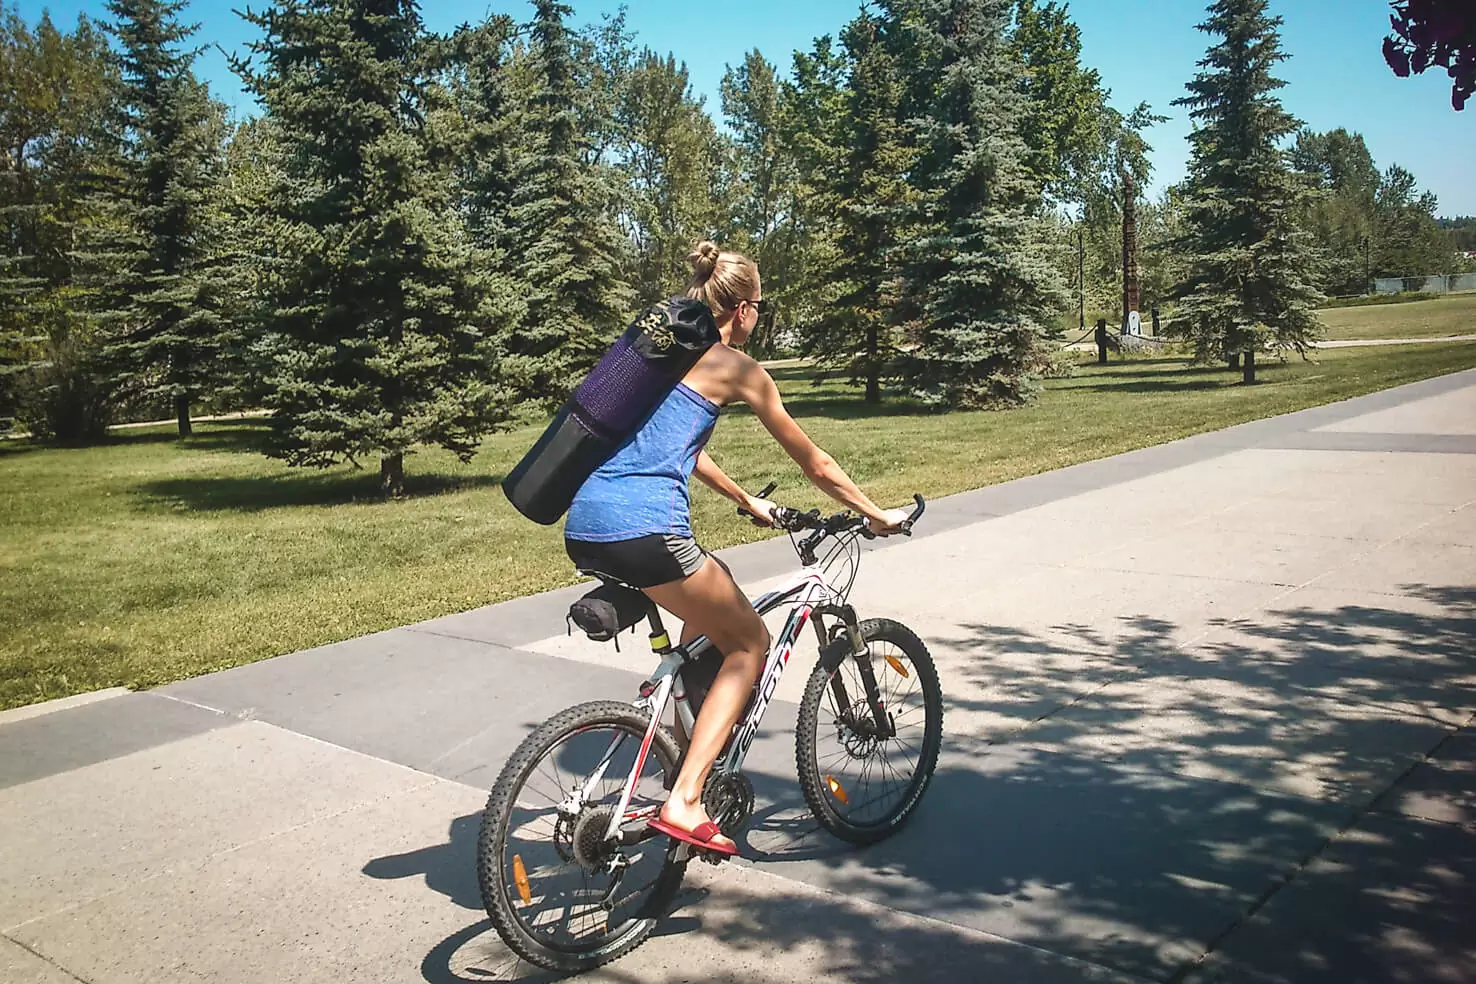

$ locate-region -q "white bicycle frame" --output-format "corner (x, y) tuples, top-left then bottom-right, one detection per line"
(587, 565), (843, 844)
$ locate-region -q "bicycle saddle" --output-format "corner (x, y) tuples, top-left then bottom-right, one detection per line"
(568, 575), (653, 642)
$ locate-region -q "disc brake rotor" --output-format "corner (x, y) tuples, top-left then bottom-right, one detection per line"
(837, 700), (883, 758)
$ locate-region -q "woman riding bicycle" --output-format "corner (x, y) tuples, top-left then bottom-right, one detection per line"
(563, 240), (911, 857)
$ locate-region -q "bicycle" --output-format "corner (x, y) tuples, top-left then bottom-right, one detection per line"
(476, 485), (943, 972)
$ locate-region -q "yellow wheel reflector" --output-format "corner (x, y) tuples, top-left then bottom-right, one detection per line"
(826, 775), (850, 805)
(885, 655), (910, 678)
(512, 854), (532, 906)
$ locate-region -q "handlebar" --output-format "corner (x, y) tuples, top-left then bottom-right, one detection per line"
(738, 483), (926, 540)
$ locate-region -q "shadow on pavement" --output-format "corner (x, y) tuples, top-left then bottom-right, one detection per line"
(369, 582), (1475, 983)
(365, 811), (485, 911)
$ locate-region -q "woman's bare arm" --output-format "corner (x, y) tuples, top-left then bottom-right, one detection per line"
(693, 451), (763, 513)
(733, 358), (894, 526)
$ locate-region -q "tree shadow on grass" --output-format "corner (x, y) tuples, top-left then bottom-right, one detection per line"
(135, 469), (504, 512)
(1061, 364), (1309, 394)
(1062, 363), (1236, 383)
(1065, 378), (1235, 395)
(765, 392), (936, 421)
(763, 367), (935, 421)
(0, 420), (272, 457)
(108, 424), (272, 454)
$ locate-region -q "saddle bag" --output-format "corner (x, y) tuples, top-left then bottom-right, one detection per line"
(567, 581), (653, 642)
(502, 297), (720, 525)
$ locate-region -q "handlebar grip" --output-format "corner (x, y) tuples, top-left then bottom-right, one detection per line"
(737, 481), (779, 520)
(899, 495), (926, 535)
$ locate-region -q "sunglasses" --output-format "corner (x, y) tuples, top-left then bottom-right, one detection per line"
(743, 297), (766, 313)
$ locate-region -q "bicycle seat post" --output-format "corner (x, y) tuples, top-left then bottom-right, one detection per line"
(646, 606), (673, 654)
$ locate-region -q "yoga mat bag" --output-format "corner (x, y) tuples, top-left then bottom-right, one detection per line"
(502, 296), (720, 525)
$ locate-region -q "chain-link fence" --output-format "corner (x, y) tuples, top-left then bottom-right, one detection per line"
(1373, 274), (1476, 295)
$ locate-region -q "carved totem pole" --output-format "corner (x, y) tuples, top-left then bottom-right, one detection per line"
(1122, 171), (1141, 337)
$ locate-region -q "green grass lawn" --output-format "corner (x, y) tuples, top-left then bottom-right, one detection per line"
(4, 340), (1476, 709)
(1318, 293), (1476, 341)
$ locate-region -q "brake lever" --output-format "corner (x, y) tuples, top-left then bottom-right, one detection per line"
(737, 480), (779, 521)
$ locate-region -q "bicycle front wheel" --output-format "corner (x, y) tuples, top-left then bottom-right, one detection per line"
(477, 700), (686, 973)
(796, 618), (943, 844)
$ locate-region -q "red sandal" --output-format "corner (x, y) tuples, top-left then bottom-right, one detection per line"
(646, 817), (740, 857)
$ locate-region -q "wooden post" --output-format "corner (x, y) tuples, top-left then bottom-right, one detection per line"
(1095, 318), (1109, 364)
(1122, 172), (1140, 336)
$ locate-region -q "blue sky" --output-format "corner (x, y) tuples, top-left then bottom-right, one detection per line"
(18, 0), (1475, 216)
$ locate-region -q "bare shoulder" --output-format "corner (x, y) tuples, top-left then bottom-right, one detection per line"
(686, 344), (764, 405)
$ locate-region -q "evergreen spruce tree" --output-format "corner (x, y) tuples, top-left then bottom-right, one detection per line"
(1, 11), (127, 440)
(1167, 0), (1323, 383)
(768, 36), (850, 346)
(721, 49), (790, 356)
(101, 0), (228, 436)
(193, 111), (273, 412)
(896, 0), (1064, 410)
(239, 0), (515, 495)
(450, 17), (520, 263)
(503, 0), (634, 408)
(810, 11), (916, 403)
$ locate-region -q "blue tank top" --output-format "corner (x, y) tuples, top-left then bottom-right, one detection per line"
(564, 382), (720, 542)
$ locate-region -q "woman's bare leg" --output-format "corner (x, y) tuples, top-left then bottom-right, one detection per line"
(643, 556), (769, 851)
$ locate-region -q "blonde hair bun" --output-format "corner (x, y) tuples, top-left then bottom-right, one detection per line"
(688, 240), (721, 282)
(683, 239), (758, 317)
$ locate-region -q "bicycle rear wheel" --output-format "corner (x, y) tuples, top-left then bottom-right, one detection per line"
(477, 700), (686, 972)
(795, 618), (943, 844)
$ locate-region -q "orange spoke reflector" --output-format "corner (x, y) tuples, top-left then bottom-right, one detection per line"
(885, 655), (910, 678)
(512, 854), (532, 906)
(826, 775), (850, 805)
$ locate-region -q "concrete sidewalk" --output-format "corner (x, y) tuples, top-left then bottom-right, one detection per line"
(3, 370), (1474, 984)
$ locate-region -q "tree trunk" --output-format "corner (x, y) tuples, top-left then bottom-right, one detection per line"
(175, 393), (192, 437)
(865, 322), (880, 404)
(380, 453), (404, 496)
(1227, 353), (1241, 370)
(1242, 348), (1256, 385)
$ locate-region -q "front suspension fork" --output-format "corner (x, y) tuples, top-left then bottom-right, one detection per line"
(813, 604), (893, 738)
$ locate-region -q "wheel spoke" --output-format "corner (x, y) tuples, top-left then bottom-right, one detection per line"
(486, 711), (681, 963)
(798, 628), (939, 834)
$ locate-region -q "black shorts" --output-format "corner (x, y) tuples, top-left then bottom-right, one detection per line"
(565, 534), (709, 589)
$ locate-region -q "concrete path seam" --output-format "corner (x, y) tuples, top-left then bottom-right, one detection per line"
(4, 709), (446, 935)
(154, 693), (470, 788)
(0, 931), (94, 984)
(0, 688), (131, 728)
(1297, 497), (1476, 596)
(1165, 708), (1476, 984)
(144, 700), (1162, 983)
(3, 769), (444, 935)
